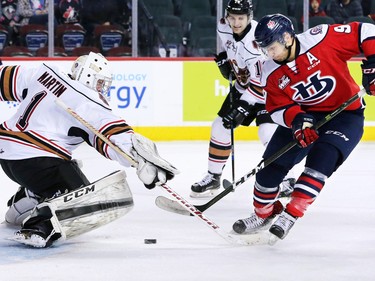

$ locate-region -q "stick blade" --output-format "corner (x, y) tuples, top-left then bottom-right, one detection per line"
(155, 196), (192, 216)
(228, 231), (279, 246)
(222, 179), (233, 189)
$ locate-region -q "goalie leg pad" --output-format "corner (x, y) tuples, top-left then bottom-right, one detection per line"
(12, 170), (134, 247)
(47, 170), (134, 239)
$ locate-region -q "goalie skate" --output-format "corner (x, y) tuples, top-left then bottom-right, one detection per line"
(12, 231), (48, 248)
(11, 226), (61, 248)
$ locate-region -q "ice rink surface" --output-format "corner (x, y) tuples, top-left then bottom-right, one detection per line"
(0, 140), (374, 281)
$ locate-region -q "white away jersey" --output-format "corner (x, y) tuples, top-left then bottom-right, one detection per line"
(0, 63), (134, 166)
(217, 18), (264, 104)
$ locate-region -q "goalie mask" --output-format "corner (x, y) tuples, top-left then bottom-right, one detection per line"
(71, 52), (113, 99)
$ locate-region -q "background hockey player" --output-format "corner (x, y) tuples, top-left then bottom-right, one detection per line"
(191, 0), (295, 198)
(0, 52), (178, 247)
(232, 14), (374, 241)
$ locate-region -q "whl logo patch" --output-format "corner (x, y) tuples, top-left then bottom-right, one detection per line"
(291, 71), (335, 105)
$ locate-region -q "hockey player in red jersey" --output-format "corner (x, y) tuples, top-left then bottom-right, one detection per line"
(191, 0), (295, 198)
(0, 52), (178, 247)
(232, 14), (375, 240)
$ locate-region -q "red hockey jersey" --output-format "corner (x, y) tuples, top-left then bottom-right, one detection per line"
(261, 22), (375, 128)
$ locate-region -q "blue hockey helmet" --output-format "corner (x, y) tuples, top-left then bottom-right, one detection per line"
(254, 14), (295, 48)
(226, 0), (253, 16)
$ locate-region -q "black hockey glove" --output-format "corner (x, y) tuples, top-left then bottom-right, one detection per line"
(291, 113), (319, 148)
(361, 56), (375, 96)
(222, 99), (251, 129)
(214, 51), (234, 80)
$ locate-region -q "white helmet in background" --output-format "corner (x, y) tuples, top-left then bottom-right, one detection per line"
(71, 52), (113, 99)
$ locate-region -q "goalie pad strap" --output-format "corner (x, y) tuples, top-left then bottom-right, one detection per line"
(55, 199), (133, 220)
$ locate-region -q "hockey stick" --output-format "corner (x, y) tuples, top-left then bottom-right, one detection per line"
(156, 88), (366, 216)
(54, 99), (253, 245)
(228, 73), (235, 183)
(55, 99), (138, 166)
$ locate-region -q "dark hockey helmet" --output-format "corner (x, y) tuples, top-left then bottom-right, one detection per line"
(254, 14), (295, 48)
(226, 0), (253, 16)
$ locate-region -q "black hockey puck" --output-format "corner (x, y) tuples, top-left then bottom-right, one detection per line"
(144, 239), (157, 244)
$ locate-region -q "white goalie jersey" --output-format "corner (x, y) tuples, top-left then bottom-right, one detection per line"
(0, 63), (134, 166)
(217, 18), (265, 105)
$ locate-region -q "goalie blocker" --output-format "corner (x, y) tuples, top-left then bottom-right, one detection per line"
(11, 170), (134, 248)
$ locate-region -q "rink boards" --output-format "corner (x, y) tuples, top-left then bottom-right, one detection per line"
(0, 57), (374, 141)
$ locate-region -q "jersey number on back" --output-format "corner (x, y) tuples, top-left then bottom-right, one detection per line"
(17, 91), (47, 131)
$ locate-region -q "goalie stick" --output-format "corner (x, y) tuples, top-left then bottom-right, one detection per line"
(158, 183), (275, 245)
(55, 99), (259, 245)
(156, 88), (367, 216)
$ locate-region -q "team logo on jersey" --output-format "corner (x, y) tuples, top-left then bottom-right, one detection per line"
(310, 25), (323, 35)
(225, 40), (237, 53)
(231, 60), (250, 86)
(291, 71), (335, 105)
(278, 75), (291, 90)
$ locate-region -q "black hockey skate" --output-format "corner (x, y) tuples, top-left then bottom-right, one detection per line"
(233, 213), (275, 234)
(12, 207), (61, 248)
(269, 211), (297, 240)
(232, 200), (284, 234)
(190, 172), (221, 198)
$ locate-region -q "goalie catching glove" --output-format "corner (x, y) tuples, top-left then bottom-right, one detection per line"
(361, 56), (375, 96)
(131, 133), (180, 189)
(291, 113), (319, 148)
